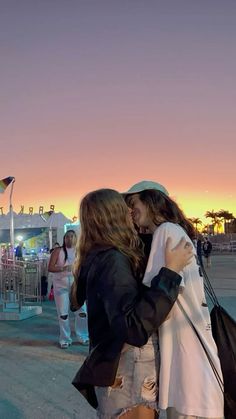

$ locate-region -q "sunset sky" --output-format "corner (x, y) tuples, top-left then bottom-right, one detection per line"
(1, 0), (235, 225)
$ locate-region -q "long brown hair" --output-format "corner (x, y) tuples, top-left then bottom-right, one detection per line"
(138, 189), (195, 239)
(74, 189), (145, 279)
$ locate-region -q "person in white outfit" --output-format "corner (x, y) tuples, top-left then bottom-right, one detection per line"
(48, 230), (89, 349)
(124, 181), (224, 419)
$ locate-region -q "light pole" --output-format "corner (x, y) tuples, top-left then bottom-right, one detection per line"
(9, 177), (16, 260)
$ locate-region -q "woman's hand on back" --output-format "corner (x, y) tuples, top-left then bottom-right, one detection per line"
(165, 237), (193, 273)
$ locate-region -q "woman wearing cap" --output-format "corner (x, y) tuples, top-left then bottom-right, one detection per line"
(70, 188), (193, 419)
(124, 181), (223, 419)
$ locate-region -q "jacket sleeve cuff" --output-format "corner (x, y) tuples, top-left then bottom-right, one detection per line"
(150, 267), (182, 302)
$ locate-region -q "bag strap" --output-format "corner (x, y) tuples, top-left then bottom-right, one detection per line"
(177, 300), (224, 393)
(197, 256), (219, 307)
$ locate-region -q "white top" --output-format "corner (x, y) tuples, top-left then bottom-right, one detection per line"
(143, 222), (223, 417)
(53, 247), (75, 290)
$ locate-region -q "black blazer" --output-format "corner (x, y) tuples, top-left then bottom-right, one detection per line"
(72, 246), (181, 408)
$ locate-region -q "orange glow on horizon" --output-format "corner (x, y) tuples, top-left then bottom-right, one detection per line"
(0, 192), (234, 226)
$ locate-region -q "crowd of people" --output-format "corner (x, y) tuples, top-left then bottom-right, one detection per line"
(42, 181), (221, 419)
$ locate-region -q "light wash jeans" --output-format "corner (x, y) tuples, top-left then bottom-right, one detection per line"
(53, 274), (88, 345)
(95, 334), (159, 418)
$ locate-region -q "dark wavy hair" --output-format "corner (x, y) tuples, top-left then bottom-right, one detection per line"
(137, 189), (195, 239)
(62, 229), (77, 262)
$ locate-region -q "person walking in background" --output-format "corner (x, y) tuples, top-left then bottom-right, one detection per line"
(124, 180), (223, 419)
(196, 235), (203, 266)
(41, 258), (48, 301)
(15, 241), (24, 260)
(48, 230), (89, 349)
(50, 242), (60, 254)
(47, 242), (61, 299)
(203, 236), (213, 268)
(71, 189), (193, 419)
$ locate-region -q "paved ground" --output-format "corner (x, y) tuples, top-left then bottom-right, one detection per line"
(0, 254), (235, 419)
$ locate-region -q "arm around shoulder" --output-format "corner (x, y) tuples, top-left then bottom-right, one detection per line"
(96, 250), (182, 347)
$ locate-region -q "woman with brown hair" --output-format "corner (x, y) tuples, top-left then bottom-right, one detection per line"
(124, 180), (224, 419)
(71, 188), (193, 419)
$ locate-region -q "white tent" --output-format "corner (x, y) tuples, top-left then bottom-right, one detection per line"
(0, 212), (72, 247)
(0, 211), (71, 229)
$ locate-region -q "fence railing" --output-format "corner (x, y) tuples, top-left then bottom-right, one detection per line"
(212, 241), (236, 252)
(0, 259), (42, 313)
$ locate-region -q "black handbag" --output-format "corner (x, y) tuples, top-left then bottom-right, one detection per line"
(202, 263), (236, 419)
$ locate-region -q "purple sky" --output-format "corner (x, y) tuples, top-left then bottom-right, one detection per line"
(1, 0), (235, 221)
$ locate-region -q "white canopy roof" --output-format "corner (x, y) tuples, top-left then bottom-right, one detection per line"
(0, 212), (71, 230)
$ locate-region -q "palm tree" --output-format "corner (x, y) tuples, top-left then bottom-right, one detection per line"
(214, 218), (223, 234)
(216, 210), (234, 234)
(202, 224), (210, 235)
(205, 210), (219, 235)
(189, 217), (202, 233)
(229, 217), (236, 234)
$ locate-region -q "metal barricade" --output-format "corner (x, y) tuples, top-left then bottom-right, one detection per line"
(23, 261), (41, 303)
(0, 259), (42, 314)
(230, 240), (236, 252)
(212, 241), (236, 253)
